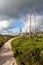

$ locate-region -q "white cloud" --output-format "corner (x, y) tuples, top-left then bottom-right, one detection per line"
(0, 19), (20, 35)
(0, 20), (10, 31)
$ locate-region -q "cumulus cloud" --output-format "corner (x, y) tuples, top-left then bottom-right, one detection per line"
(0, 20), (16, 31)
(0, 20), (10, 31)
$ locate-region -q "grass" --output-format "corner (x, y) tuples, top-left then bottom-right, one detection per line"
(0, 35), (13, 48)
(11, 34), (43, 65)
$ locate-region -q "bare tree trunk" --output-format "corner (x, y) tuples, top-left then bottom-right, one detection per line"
(34, 9), (36, 34)
(29, 13), (31, 37)
(20, 28), (22, 37)
(40, 16), (43, 32)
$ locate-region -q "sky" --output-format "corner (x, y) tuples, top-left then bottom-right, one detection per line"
(0, 0), (43, 35)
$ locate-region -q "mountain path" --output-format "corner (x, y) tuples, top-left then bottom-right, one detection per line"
(0, 38), (18, 65)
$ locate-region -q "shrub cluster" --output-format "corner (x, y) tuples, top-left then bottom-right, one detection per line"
(0, 35), (13, 48)
(11, 36), (43, 65)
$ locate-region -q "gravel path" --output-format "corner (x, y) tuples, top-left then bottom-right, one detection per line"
(0, 38), (17, 65)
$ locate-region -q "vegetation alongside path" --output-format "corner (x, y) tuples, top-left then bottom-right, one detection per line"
(11, 35), (43, 65)
(0, 35), (14, 48)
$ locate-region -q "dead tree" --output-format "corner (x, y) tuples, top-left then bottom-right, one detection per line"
(40, 16), (43, 32)
(29, 12), (31, 37)
(20, 28), (22, 36)
(34, 8), (36, 34)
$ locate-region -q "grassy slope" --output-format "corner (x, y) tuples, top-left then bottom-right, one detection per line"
(11, 35), (43, 65)
(0, 35), (13, 48)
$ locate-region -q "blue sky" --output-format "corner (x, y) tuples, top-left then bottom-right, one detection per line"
(9, 20), (24, 33)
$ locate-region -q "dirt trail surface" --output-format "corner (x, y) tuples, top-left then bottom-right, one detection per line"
(0, 38), (17, 65)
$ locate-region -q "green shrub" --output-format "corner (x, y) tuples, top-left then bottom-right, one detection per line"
(0, 35), (13, 48)
(11, 36), (43, 65)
